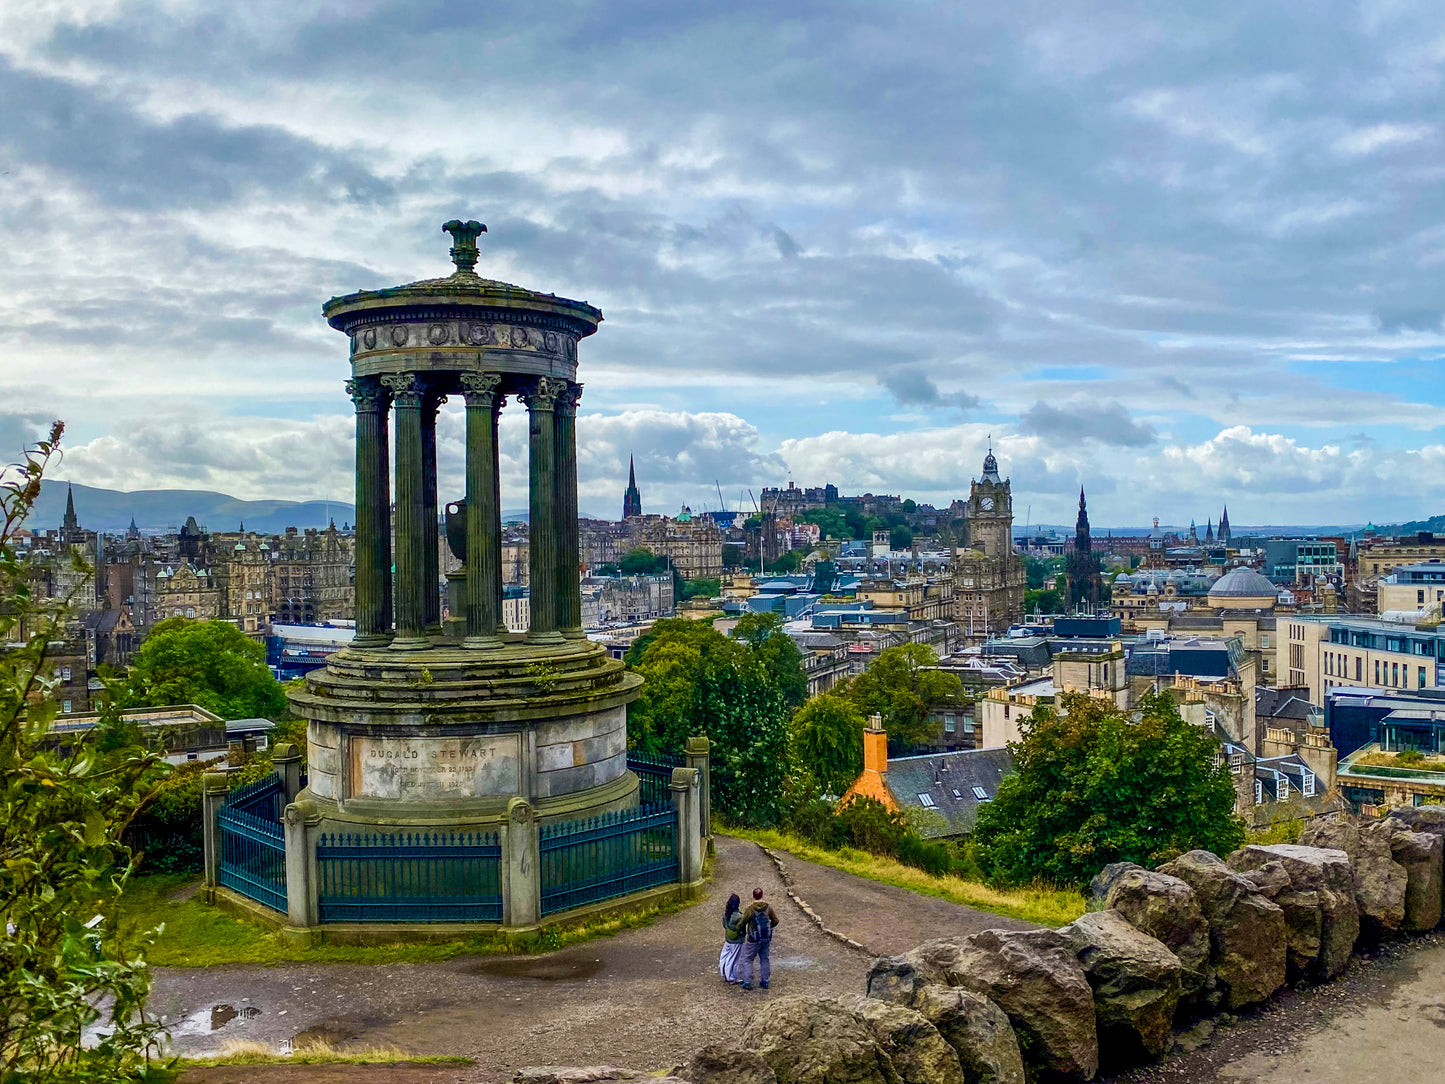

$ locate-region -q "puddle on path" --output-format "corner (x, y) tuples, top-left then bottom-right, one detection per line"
(209, 1004), (261, 1030)
(295, 1013), (392, 1046)
(473, 956), (604, 981)
(770, 955), (820, 970)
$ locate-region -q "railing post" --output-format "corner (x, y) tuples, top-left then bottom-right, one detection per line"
(201, 772), (229, 890)
(282, 800), (321, 928)
(272, 741), (303, 804)
(685, 735), (711, 838)
(503, 797), (540, 929)
(671, 767), (703, 887)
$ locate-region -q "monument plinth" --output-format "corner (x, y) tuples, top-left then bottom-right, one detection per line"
(287, 220), (642, 832)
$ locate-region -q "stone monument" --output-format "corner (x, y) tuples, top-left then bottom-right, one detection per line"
(287, 219), (643, 833)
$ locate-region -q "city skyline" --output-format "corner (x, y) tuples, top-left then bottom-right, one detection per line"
(2, 4), (1444, 524)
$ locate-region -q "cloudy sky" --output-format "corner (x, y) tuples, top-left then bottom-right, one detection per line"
(3, 1), (1444, 528)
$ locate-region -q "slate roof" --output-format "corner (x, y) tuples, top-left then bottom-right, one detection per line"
(884, 747), (1015, 838)
(1256, 687), (1317, 722)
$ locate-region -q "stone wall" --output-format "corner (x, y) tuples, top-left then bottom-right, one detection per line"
(526, 805), (1445, 1083)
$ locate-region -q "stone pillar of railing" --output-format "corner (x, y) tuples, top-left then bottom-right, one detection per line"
(684, 735), (712, 839)
(671, 767), (704, 886)
(272, 741), (303, 804)
(346, 377), (391, 646)
(282, 800), (321, 929)
(422, 391), (446, 635)
(382, 373), (428, 648)
(461, 373), (504, 649)
(503, 797), (541, 928)
(201, 772), (229, 890)
(521, 377), (563, 644)
(554, 382), (584, 638)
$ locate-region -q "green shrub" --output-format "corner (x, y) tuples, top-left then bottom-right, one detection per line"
(835, 796), (909, 857)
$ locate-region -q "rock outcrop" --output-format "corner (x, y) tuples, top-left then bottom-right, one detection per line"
(1102, 866), (1211, 997)
(1061, 910), (1183, 1061)
(1301, 820), (1407, 936)
(1228, 844), (1359, 979)
(868, 955), (925, 1005)
(1088, 861), (1143, 905)
(1157, 850), (1286, 1008)
(1379, 822), (1444, 930)
(740, 996), (902, 1084)
(945, 928), (1099, 1080)
(685, 1047), (778, 1084)
(841, 995), (967, 1084)
(910, 985), (1025, 1084)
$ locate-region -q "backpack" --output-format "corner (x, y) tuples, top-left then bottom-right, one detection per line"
(747, 906), (773, 944)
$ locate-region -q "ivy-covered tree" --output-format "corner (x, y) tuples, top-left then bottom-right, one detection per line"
(974, 690), (1246, 886)
(128, 618), (287, 720)
(788, 693), (865, 796)
(0, 424), (166, 1080)
(843, 642), (965, 751)
(625, 618), (789, 824)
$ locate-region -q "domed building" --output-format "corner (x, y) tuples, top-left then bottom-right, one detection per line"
(1208, 567), (1279, 612)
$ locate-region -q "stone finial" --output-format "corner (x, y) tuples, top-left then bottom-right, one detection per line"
(442, 219), (487, 274)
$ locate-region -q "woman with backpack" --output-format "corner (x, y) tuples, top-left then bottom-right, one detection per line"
(719, 893), (744, 984)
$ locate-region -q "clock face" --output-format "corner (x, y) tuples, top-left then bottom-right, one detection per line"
(979, 496), (995, 512)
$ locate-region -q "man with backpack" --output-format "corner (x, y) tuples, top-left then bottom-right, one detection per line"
(736, 887), (779, 991)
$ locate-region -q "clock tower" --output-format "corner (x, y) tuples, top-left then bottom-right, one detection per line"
(954, 447), (1026, 637)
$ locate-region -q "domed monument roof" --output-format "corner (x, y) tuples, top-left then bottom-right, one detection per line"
(1208, 566), (1278, 609)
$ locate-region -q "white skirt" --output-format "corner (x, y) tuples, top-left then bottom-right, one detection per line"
(719, 939), (743, 982)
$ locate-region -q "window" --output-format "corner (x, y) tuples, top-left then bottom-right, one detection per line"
(952, 789), (963, 800)
(61, 666), (71, 681)
(1356, 657), (1362, 681)
(1278, 775), (1290, 799)
(1393, 662), (1399, 686)
(1421, 667), (1428, 689)
(1302, 771), (1315, 798)
(1420, 590), (1427, 605)
(62, 700), (72, 713)
(1376, 660), (1381, 684)
(972, 785), (991, 801)
(1261, 635), (1270, 649)
(917, 793), (936, 808)
(944, 714), (956, 734)
(1255, 780), (1263, 804)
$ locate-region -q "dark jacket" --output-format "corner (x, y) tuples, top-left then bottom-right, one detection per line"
(724, 908), (746, 943)
(740, 901), (779, 942)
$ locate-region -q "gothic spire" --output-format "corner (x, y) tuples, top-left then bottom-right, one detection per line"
(1074, 487), (1091, 554)
(63, 484), (78, 531)
(622, 454), (642, 519)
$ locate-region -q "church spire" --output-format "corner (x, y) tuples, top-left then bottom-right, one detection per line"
(1075, 487), (1091, 554)
(622, 454), (642, 519)
(63, 484), (78, 531)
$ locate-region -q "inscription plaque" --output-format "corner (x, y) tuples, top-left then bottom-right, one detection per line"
(350, 734), (521, 801)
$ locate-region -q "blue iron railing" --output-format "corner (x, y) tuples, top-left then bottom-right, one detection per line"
(217, 804), (286, 913)
(539, 804), (678, 916)
(225, 774), (286, 820)
(628, 749), (684, 809)
(316, 831), (503, 923)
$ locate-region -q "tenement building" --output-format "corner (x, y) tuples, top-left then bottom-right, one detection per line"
(953, 449), (1026, 635)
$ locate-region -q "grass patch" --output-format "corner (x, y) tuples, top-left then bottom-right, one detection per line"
(1247, 818), (1306, 845)
(724, 827), (1085, 927)
(117, 874), (696, 968)
(178, 1038), (471, 1067)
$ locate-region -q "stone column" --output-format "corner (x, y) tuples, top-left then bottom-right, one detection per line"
(347, 377), (391, 646)
(201, 772), (229, 890)
(521, 376), (563, 644)
(554, 382), (584, 638)
(273, 741), (303, 803)
(503, 797), (540, 928)
(382, 373), (428, 648)
(671, 767), (704, 886)
(685, 734), (712, 839)
(422, 390), (446, 635)
(282, 800), (321, 929)
(461, 373), (505, 648)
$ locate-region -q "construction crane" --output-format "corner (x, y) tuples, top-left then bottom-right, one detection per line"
(715, 479), (725, 514)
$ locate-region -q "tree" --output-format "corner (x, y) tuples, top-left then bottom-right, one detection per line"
(901, 499), (917, 514)
(625, 618), (789, 824)
(0, 424), (165, 1080)
(764, 550), (803, 574)
(129, 618), (287, 720)
(732, 612), (807, 711)
(843, 642), (965, 751)
(1026, 587), (1063, 614)
(798, 507), (849, 541)
(619, 547), (668, 575)
(973, 691), (1246, 886)
(890, 525), (913, 551)
(676, 575), (722, 602)
(789, 694), (865, 796)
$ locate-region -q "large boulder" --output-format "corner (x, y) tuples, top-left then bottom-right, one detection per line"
(868, 956), (924, 1005)
(1157, 850), (1286, 1008)
(1352, 822), (1409, 936)
(1386, 805), (1445, 837)
(1088, 862), (1144, 906)
(1300, 817), (1361, 859)
(516, 1072), (672, 1084)
(685, 1047), (778, 1084)
(1102, 867), (1210, 997)
(944, 928), (1099, 1080)
(840, 996), (967, 1084)
(1061, 910), (1182, 1062)
(1227, 844), (1359, 979)
(1380, 822), (1444, 930)
(1235, 861), (1291, 900)
(910, 985), (1025, 1084)
(741, 996), (901, 1084)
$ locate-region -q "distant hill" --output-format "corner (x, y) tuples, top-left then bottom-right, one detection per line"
(1380, 514), (1445, 537)
(28, 481), (356, 535)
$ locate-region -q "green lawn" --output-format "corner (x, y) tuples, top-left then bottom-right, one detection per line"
(725, 827), (1085, 928)
(117, 875), (691, 967)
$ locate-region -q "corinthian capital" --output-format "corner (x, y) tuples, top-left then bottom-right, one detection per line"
(345, 377), (387, 410)
(519, 376), (563, 412)
(379, 373), (425, 406)
(460, 372), (505, 407)
(555, 382), (583, 416)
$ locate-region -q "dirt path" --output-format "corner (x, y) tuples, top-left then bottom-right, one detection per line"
(1110, 932), (1445, 1084)
(160, 835), (865, 1082)
(760, 845), (1036, 954)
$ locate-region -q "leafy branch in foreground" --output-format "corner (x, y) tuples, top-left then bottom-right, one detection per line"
(0, 422), (168, 1082)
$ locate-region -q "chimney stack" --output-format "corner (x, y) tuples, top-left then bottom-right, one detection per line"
(863, 712), (888, 775)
